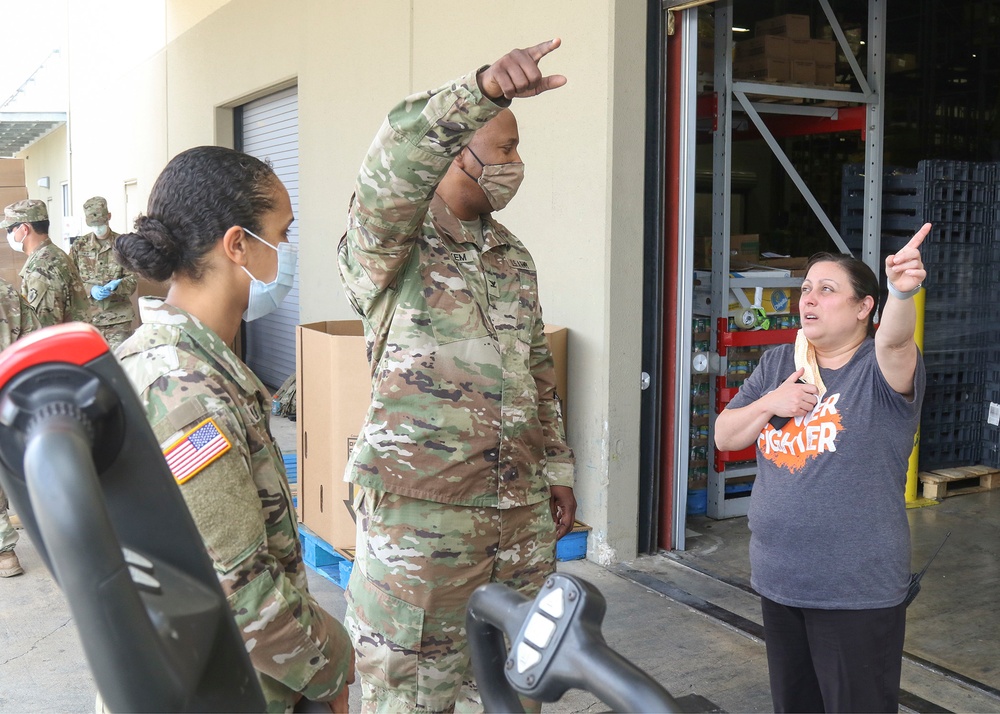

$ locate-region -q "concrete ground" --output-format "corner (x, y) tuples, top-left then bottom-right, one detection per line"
(1, 414), (999, 712)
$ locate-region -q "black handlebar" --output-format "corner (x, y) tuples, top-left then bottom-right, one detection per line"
(467, 573), (681, 713)
(0, 325), (264, 712)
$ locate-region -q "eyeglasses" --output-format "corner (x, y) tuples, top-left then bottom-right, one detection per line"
(5, 224), (21, 235)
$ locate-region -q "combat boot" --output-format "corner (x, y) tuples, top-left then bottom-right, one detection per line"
(0, 549), (23, 577)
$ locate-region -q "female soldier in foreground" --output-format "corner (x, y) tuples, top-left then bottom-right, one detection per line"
(114, 146), (353, 713)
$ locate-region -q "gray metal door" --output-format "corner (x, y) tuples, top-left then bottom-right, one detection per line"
(239, 86), (299, 389)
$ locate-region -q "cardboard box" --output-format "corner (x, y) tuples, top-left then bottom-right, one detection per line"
(755, 14), (811, 40)
(759, 256), (809, 277)
(788, 38), (813, 61)
(694, 234), (761, 268)
(816, 62), (836, 86)
(735, 35), (789, 61)
(812, 39), (836, 65)
(0, 186), (28, 210)
(734, 56), (789, 82)
(0, 159), (25, 189)
(730, 234), (759, 263)
(0, 187), (29, 288)
(791, 59), (817, 84)
(296, 320), (569, 549)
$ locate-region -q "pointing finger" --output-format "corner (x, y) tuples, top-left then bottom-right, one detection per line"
(527, 37), (561, 62)
(904, 223), (930, 252)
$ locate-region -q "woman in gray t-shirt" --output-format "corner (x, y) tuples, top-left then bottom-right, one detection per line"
(715, 225), (929, 713)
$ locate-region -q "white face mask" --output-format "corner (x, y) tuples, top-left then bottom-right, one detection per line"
(93, 224), (109, 238)
(6, 226), (24, 253)
(240, 228), (298, 322)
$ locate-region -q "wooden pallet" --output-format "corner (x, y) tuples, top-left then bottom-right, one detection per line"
(918, 465), (1000, 500)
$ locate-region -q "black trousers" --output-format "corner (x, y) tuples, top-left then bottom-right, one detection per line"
(760, 595), (907, 713)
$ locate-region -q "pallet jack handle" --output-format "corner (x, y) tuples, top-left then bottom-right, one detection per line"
(467, 572), (681, 713)
(0, 324), (264, 712)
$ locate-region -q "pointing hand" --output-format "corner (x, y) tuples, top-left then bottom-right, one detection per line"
(478, 38), (567, 101)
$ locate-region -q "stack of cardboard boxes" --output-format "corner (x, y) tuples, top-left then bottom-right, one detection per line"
(0, 160), (29, 287)
(733, 14), (837, 86)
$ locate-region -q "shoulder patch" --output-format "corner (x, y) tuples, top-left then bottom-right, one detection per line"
(163, 417), (232, 484)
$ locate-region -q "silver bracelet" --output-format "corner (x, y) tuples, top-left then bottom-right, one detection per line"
(887, 281), (922, 300)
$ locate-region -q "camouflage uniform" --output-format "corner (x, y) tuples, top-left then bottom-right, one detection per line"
(71, 229), (137, 349)
(19, 237), (89, 327)
(0, 280), (39, 556)
(117, 298), (352, 713)
(338, 70), (573, 711)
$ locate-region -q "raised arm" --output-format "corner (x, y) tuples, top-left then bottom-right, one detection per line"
(876, 223), (928, 397)
(339, 40), (566, 315)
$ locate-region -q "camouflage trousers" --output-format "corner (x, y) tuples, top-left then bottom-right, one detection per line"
(345, 489), (556, 713)
(0, 486), (17, 552)
(95, 322), (134, 351)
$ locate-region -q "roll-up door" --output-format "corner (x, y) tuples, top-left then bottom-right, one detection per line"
(238, 86), (299, 389)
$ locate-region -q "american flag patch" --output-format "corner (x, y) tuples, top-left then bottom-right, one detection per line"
(163, 418), (231, 485)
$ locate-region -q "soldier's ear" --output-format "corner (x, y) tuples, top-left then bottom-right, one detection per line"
(220, 226), (250, 267)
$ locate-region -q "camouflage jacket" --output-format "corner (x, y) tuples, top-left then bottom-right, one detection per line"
(19, 238), (89, 327)
(117, 298), (352, 713)
(0, 278), (39, 349)
(70, 230), (137, 327)
(338, 70), (574, 509)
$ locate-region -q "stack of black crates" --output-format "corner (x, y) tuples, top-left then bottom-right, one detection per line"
(841, 160), (1000, 471)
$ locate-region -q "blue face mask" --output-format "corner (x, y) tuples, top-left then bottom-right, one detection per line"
(241, 227), (298, 322)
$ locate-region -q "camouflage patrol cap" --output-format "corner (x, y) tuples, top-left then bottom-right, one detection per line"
(83, 196), (110, 226)
(0, 199), (48, 229)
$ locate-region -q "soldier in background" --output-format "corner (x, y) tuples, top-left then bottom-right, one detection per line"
(2, 199), (88, 327)
(0, 279), (40, 577)
(71, 196), (137, 349)
(339, 40), (575, 711)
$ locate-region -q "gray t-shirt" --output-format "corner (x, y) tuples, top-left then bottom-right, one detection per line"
(728, 338), (925, 609)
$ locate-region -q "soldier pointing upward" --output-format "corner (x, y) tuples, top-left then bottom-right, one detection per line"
(339, 39), (575, 712)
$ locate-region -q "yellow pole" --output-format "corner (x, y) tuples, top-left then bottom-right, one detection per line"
(906, 287), (934, 507)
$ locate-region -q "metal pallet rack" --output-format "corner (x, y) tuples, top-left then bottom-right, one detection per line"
(704, 0), (887, 518)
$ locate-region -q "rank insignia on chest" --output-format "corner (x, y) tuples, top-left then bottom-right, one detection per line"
(162, 417), (231, 484)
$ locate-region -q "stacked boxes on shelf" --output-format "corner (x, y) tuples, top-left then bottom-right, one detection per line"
(733, 14), (836, 86)
(840, 160), (1000, 470)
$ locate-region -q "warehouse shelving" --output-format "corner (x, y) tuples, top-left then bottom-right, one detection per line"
(701, 0), (887, 518)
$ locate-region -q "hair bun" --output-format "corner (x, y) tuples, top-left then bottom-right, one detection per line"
(113, 215), (184, 282)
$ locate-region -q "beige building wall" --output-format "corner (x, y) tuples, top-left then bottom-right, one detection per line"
(60, 0), (648, 561)
(17, 124), (71, 248)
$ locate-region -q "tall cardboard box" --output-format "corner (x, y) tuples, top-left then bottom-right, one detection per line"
(0, 159), (25, 188)
(296, 321), (569, 549)
(0, 186), (29, 288)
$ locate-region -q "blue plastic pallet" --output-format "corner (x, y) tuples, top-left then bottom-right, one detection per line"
(556, 522), (590, 561)
(282, 453), (297, 484)
(299, 524), (353, 589)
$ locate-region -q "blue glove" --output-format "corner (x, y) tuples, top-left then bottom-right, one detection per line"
(90, 279), (122, 301)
